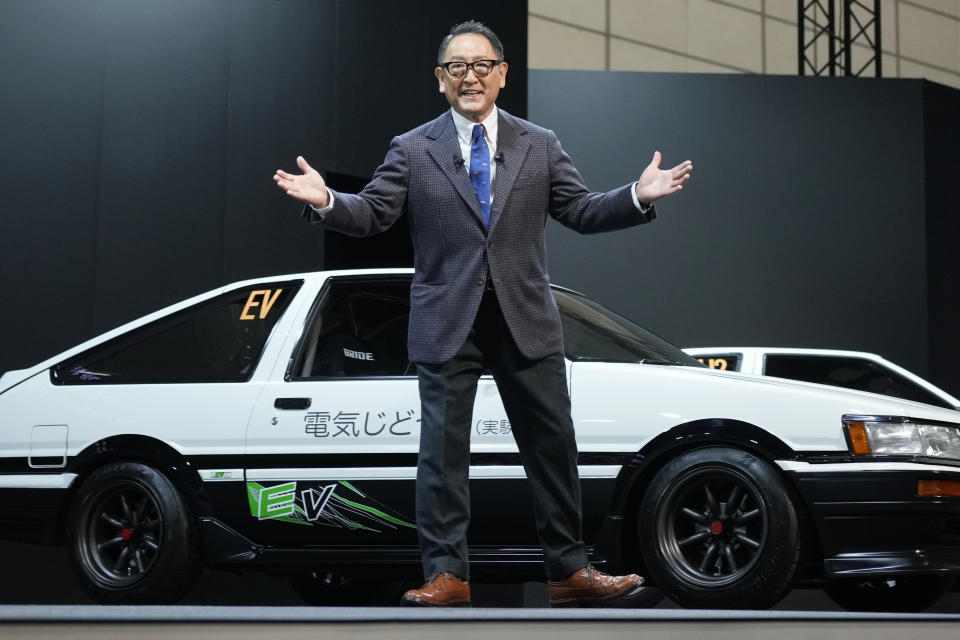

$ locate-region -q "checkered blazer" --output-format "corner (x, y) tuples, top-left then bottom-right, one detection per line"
(304, 109), (656, 364)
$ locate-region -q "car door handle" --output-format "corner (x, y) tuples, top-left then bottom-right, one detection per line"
(274, 397), (312, 410)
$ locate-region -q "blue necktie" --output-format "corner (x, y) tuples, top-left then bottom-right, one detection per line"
(470, 124), (491, 227)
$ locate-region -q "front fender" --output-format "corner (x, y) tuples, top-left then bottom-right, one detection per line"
(612, 418), (797, 516)
(593, 419), (798, 571)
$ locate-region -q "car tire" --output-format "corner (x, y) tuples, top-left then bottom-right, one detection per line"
(289, 572), (407, 606)
(824, 576), (955, 612)
(66, 461), (202, 603)
(639, 447), (800, 609)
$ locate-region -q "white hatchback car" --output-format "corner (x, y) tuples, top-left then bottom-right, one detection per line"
(2, 269), (960, 611)
(684, 347), (960, 411)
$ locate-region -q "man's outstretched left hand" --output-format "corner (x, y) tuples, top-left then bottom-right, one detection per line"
(635, 151), (693, 205)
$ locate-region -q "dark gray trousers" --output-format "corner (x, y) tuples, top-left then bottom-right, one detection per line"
(414, 289), (588, 581)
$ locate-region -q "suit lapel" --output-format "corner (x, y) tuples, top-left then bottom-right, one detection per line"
(487, 110), (531, 233)
(425, 113), (486, 226)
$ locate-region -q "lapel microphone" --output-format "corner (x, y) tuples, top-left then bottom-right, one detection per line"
(454, 155), (465, 168)
(494, 152), (504, 164)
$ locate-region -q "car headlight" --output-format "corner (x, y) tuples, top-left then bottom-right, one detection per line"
(844, 416), (960, 460)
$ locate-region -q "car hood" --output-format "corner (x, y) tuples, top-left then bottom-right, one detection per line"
(677, 365), (957, 417)
(568, 361), (960, 453)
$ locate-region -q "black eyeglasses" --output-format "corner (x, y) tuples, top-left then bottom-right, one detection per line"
(441, 59), (503, 78)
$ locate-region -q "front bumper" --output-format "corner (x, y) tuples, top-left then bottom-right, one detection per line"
(784, 461), (960, 577)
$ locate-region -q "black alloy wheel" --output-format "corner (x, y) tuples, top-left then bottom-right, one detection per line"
(77, 481), (163, 586)
(639, 447), (801, 609)
(655, 466), (767, 587)
(824, 575), (956, 612)
(67, 461), (202, 603)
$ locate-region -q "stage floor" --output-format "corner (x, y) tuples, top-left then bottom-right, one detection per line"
(3, 540), (960, 639)
(1, 606), (959, 640)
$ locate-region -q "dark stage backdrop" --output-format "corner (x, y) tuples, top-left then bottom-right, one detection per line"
(531, 70), (958, 397)
(0, 0), (527, 375)
(923, 82), (960, 400)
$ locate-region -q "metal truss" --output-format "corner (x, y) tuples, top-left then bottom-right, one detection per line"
(798, 0), (881, 77)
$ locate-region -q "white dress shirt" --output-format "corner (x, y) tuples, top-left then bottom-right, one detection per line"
(450, 108), (498, 204)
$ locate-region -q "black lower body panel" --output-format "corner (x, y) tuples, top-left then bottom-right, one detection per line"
(0, 487), (66, 545)
(790, 470), (960, 577)
(198, 516), (607, 580)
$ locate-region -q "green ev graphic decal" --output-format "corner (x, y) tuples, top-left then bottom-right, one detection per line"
(246, 480), (416, 532)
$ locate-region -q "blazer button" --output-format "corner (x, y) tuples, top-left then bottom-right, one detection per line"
(477, 277), (485, 286)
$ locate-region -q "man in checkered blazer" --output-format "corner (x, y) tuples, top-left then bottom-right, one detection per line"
(275, 20), (692, 607)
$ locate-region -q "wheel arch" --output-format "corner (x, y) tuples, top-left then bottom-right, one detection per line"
(609, 418), (822, 575)
(57, 435), (212, 544)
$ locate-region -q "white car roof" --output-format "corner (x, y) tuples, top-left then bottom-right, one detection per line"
(0, 268), (415, 391)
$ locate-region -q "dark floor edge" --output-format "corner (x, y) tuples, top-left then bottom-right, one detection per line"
(1, 606), (960, 623)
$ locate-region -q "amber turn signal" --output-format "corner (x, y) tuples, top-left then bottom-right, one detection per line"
(918, 479), (960, 497)
(846, 421), (872, 455)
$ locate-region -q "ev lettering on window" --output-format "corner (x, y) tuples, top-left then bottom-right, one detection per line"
(240, 289), (283, 320)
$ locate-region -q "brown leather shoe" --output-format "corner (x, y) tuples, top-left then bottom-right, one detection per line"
(548, 566), (646, 608)
(401, 572), (471, 607)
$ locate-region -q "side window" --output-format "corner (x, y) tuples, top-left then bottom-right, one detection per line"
(764, 355), (952, 409)
(293, 278), (412, 379)
(52, 281), (302, 384)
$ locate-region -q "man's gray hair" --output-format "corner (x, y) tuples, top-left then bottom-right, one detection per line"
(437, 20), (505, 64)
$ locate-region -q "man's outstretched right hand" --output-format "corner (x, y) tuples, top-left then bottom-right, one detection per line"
(274, 156), (329, 208)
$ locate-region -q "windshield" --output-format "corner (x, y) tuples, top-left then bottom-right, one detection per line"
(554, 289), (703, 366)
